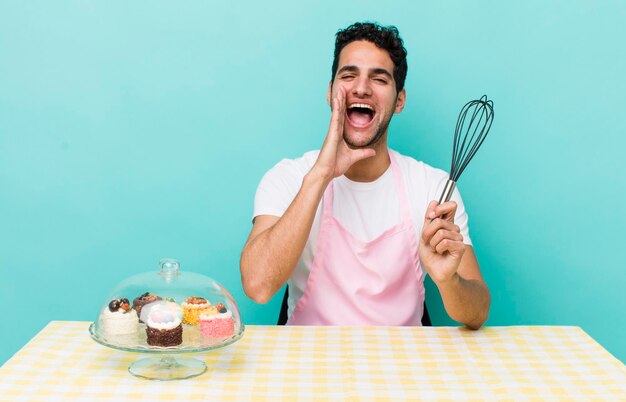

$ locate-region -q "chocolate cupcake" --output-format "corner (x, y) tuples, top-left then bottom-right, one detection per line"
(141, 301), (183, 347)
(132, 292), (162, 323)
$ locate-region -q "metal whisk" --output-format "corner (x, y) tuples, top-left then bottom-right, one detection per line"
(438, 95), (494, 204)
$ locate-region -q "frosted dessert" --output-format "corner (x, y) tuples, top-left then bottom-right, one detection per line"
(132, 292), (162, 323)
(100, 298), (138, 336)
(199, 302), (235, 338)
(141, 301), (183, 347)
(182, 296), (215, 325)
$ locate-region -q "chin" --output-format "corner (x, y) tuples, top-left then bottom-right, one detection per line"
(344, 134), (375, 148)
(344, 126), (384, 148)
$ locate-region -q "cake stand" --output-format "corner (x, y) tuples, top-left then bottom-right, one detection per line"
(89, 321), (244, 380)
(89, 258), (245, 380)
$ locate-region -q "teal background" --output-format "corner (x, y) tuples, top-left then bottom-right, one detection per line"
(1, 1), (625, 365)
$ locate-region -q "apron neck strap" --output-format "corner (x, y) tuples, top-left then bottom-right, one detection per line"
(323, 150), (413, 221)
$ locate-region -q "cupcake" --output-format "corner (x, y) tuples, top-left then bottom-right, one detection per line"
(132, 292), (162, 323)
(141, 301), (183, 347)
(199, 303), (235, 338)
(100, 298), (138, 336)
(181, 296), (215, 325)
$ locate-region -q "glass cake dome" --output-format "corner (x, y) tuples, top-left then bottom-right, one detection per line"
(89, 258), (244, 380)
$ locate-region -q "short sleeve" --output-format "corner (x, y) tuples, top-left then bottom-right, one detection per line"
(253, 157), (310, 221)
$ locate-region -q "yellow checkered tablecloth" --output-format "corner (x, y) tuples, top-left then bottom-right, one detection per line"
(0, 322), (625, 401)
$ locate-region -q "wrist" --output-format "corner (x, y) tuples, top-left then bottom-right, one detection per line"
(433, 271), (461, 290)
(306, 165), (333, 188)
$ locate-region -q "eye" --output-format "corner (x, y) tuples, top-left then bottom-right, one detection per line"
(373, 77), (388, 84)
(340, 74), (355, 80)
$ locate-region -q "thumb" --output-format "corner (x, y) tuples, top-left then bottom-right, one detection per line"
(351, 148), (376, 163)
(421, 201), (439, 246)
(424, 200), (439, 224)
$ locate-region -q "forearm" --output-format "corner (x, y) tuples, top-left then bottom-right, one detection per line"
(240, 169), (330, 303)
(435, 272), (491, 330)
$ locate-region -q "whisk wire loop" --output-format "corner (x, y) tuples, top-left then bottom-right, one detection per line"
(438, 95), (494, 205)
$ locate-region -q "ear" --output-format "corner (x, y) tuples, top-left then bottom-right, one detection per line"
(394, 88), (406, 114)
(326, 81), (333, 107)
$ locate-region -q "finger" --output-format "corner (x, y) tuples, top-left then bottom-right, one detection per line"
(435, 238), (465, 255)
(329, 87), (346, 137)
(425, 200), (439, 221)
(422, 217), (460, 243)
(421, 201), (439, 245)
(433, 201), (457, 222)
(332, 85), (346, 109)
(430, 229), (464, 251)
(321, 89), (346, 153)
(329, 98), (342, 135)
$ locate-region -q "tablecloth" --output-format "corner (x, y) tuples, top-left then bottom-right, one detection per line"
(1, 321), (625, 401)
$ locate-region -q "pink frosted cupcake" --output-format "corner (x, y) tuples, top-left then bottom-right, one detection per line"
(199, 303), (234, 338)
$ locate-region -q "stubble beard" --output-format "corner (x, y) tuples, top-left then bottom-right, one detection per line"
(343, 113), (392, 149)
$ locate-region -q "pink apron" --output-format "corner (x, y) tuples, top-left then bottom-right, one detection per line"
(287, 152), (425, 326)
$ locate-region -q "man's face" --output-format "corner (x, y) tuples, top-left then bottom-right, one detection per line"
(328, 40), (406, 148)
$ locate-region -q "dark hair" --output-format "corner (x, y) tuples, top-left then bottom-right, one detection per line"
(331, 22), (408, 92)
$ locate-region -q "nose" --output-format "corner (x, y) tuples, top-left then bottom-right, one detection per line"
(352, 76), (372, 97)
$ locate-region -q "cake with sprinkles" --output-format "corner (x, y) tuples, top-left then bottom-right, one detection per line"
(199, 303), (235, 338)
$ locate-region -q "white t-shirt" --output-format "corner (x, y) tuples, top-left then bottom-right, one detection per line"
(253, 149), (472, 318)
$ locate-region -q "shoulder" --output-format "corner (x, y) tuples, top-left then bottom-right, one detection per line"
(257, 150), (319, 194)
(254, 150), (320, 218)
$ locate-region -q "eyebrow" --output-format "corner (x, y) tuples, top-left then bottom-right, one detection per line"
(370, 68), (393, 80)
(337, 65), (393, 80)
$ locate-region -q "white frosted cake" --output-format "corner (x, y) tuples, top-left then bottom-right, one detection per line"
(100, 298), (138, 335)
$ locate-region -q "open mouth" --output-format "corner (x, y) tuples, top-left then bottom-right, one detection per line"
(346, 103), (376, 128)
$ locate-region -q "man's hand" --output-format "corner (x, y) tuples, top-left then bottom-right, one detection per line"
(418, 200), (466, 284)
(418, 200), (491, 329)
(311, 87), (376, 182)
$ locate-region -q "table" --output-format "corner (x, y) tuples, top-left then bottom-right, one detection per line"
(1, 322), (625, 401)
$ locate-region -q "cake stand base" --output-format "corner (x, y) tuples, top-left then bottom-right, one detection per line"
(129, 356), (207, 380)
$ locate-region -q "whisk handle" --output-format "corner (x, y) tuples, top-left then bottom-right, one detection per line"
(437, 179), (456, 205)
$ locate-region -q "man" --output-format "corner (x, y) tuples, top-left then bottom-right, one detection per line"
(240, 22), (490, 329)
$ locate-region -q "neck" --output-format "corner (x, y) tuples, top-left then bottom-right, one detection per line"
(344, 137), (390, 182)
